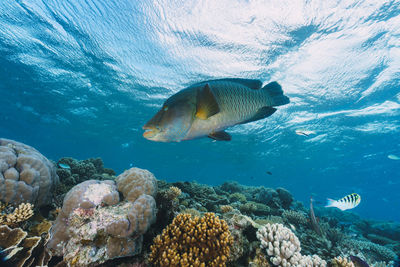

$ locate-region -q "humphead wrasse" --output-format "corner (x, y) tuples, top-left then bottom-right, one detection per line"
(143, 78), (290, 142)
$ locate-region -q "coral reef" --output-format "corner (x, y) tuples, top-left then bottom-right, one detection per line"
(256, 223), (327, 266)
(148, 212), (233, 267)
(47, 167), (157, 266)
(0, 138), (58, 207)
(0, 148), (395, 267)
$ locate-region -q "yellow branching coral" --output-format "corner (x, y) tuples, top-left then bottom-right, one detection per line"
(149, 212), (233, 267)
(331, 256), (355, 267)
(0, 203), (34, 226)
(220, 205), (233, 213)
(165, 186), (182, 200)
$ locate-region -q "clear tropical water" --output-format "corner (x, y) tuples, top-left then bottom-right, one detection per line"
(0, 0), (399, 222)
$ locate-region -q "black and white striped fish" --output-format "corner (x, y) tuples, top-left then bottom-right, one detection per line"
(325, 193), (361, 211)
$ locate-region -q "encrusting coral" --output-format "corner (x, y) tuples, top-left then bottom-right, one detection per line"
(148, 212), (233, 267)
(256, 223), (327, 267)
(0, 138), (59, 207)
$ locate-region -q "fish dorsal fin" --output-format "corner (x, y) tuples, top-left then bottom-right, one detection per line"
(196, 84), (220, 120)
(208, 130), (231, 141)
(215, 78), (262, 89)
(191, 78), (263, 90)
(240, 106), (276, 124)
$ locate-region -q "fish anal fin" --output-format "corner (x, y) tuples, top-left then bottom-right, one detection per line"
(196, 84), (220, 120)
(240, 106), (276, 124)
(208, 131), (231, 141)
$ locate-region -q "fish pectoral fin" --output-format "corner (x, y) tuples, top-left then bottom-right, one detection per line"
(196, 84), (220, 120)
(240, 106), (277, 124)
(208, 131), (231, 141)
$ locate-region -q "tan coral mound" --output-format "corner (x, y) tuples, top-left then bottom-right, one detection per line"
(149, 212), (233, 267)
(116, 167), (157, 202)
(0, 138), (59, 207)
(331, 256), (355, 267)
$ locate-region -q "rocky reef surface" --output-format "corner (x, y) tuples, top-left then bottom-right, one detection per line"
(0, 139), (399, 267)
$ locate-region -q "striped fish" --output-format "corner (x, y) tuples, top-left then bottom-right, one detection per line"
(143, 78), (290, 142)
(325, 193), (361, 211)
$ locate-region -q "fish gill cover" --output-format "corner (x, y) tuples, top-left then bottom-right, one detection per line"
(0, 0), (399, 227)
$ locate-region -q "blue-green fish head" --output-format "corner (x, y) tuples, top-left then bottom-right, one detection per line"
(143, 89), (196, 142)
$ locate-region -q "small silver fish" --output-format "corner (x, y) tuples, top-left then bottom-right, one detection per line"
(325, 193), (361, 211)
(295, 129), (316, 137)
(388, 154), (400, 160)
(143, 78), (290, 142)
(58, 163), (71, 169)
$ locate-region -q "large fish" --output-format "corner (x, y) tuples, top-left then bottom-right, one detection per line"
(143, 78), (290, 142)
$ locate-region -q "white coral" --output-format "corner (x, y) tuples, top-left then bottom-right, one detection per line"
(256, 223), (326, 267)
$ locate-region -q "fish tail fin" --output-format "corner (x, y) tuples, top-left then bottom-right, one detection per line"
(325, 198), (337, 208)
(262, 82), (290, 106)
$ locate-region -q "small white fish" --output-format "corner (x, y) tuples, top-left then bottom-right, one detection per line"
(295, 129), (316, 137)
(58, 163), (71, 169)
(325, 193), (361, 211)
(388, 154), (400, 160)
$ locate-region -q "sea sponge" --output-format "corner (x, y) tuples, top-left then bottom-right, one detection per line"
(0, 138), (59, 207)
(256, 223), (326, 267)
(116, 167), (157, 202)
(149, 212), (233, 267)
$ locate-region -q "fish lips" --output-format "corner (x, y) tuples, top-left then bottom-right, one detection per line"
(142, 125), (160, 139)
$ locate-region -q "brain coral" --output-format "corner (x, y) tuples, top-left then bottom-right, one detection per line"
(0, 138), (59, 206)
(149, 212), (233, 267)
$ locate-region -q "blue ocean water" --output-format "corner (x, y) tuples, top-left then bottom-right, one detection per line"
(0, 0), (399, 222)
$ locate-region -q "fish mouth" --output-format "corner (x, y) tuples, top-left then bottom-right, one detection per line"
(142, 126), (160, 139)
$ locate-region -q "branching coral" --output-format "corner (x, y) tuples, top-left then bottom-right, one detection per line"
(164, 186), (182, 200)
(0, 202), (34, 226)
(149, 212), (233, 267)
(256, 223), (327, 267)
(220, 205), (234, 213)
(330, 256), (355, 267)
